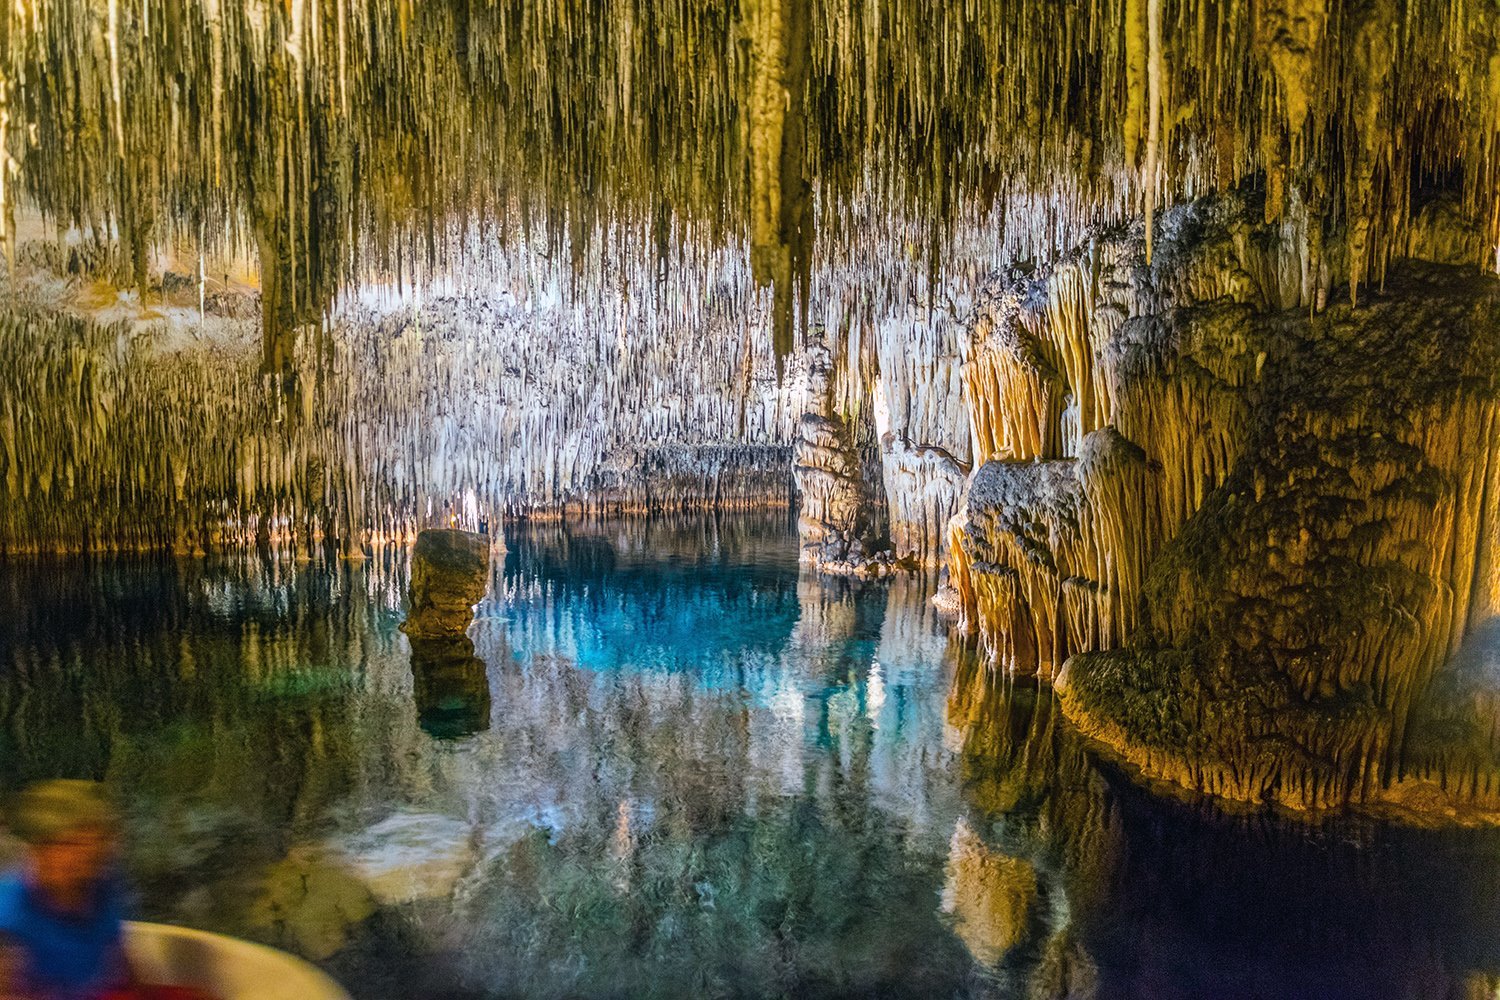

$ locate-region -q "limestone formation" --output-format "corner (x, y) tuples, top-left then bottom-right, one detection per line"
(945, 191), (1500, 819)
(4, 0), (1500, 829)
(401, 529), (489, 640)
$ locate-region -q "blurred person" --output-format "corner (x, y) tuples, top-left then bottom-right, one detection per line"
(0, 781), (209, 1000)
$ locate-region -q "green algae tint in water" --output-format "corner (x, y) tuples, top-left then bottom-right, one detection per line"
(3, 513), (1500, 1000)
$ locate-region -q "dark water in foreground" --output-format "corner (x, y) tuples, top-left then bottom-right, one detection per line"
(4, 513), (1500, 999)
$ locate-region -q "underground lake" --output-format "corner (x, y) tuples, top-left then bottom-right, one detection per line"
(4, 514), (1500, 1000)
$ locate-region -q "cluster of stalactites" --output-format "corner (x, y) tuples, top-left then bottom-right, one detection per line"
(0, 253), (806, 556)
(951, 429), (1155, 679)
(946, 199), (1290, 674)
(4, 0), (1500, 367)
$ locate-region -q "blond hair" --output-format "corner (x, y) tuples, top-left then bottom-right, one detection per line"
(8, 780), (118, 845)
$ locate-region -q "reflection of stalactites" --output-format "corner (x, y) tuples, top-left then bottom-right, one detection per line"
(1029, 927), (1101, 1000)
(409, 635), (491, 739)
(947, 658), (1073, 815)
(946, 657), (1115, 852)
(607, 798), (637, 893)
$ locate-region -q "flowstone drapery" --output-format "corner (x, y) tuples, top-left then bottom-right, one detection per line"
(943, 192), (1500, 819)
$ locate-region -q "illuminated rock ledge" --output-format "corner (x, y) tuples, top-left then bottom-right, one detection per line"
(948, 192), (1500, 820)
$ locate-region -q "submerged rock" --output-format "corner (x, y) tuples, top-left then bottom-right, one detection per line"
(248, 849), (378, 961)
(401, 529), (489, 639)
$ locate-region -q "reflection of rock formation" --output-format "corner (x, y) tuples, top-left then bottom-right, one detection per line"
(410, 636), (491, 739)
(941, 819), (1038, 968)
(944, 659), (1108, 996)
(945, 192), (1500, 820)
(949, 666), (1500, 999)
(401, 528), (489, 639)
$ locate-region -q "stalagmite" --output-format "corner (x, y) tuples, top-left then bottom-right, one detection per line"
(791, 345), (887, 573)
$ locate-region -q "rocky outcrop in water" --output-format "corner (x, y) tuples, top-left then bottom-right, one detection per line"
(401, 529), (489, 639)
(792, 344), (888, 574)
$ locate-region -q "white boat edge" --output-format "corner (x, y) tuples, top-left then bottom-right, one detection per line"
(123, 920), (353, 1000)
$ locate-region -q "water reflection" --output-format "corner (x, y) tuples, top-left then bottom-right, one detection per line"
(409, 636), (491, 739)
(947, 655), (1500, 999)
(2, 514), (1500, 999)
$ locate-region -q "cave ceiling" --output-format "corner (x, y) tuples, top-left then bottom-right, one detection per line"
(2, 0), (1498, 369)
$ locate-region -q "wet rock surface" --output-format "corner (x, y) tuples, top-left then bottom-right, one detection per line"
(401, 529), (490, 639)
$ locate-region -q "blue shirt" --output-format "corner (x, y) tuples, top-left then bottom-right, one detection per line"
(0, 870), (126, 1000)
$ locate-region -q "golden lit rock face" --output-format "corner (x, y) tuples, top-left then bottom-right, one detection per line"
(949, 192), (1500, 818)
(960, 431), (1153, 680)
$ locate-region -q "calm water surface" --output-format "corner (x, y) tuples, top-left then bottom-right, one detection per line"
(3, 513), (1500, 1000)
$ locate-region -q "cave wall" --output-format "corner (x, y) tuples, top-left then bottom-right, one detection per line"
(0, 217), (983, 565)
(0, 249), (805, 556)
(942, 191), (1500, 818)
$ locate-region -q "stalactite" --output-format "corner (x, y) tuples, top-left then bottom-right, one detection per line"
(3, 0), (1497, 362)
(879, 433), (968, 567)
(1143, 0), (1162, 263)
(956, 429), (1153, 679)
(746, 0), (812, 371)
(0, 246), (808, 556)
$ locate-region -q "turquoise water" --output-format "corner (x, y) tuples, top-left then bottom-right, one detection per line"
(4, 513), (1500, 999)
